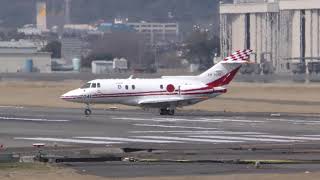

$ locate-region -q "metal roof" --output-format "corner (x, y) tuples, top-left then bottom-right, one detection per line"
(0, 41), (37, 48)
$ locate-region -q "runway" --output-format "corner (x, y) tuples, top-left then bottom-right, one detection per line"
(1, 106), (320, 149)
(3, 106), (320, 177)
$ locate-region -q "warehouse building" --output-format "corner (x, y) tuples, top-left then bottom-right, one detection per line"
(128, 22), (179, 44)
(0, 41), (51, 73)
(220, 0), (320, 74)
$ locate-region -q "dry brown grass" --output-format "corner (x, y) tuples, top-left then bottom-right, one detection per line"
(0, 80), (83, 108)
(0, 167), (320, 180)
(187, 82), (320, 114)
(0, 81), (320, 114)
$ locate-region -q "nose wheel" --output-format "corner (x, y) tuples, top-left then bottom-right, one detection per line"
(84, 103), (92, 116)
(84, 108), (92, 116)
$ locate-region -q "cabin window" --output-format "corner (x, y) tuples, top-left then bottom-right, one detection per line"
(81, 83), (91, 89)
(132, 85), (135, 90)
(125, 85), (129, 90)
(91, 83), (97, 88)
(160, 85), (163, 89)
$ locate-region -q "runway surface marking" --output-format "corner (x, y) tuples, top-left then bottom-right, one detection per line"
(112, 117), (264, 123)
(115, 116), (320, 126)
(0, 116), (70, 122)
(0, 106), (24, 109)
(248, 135), (320, 141)
(133, 136), (244, 143)
(267, 118), (320, 125)
(190, 135), (299, 143)
(10, 114), (320, 146)
(74, 137), (182, 143)
(15, 132), (320, 145)
(133, 124), (217, 130)
(130, 131), (266, 135)
(198, 118), (264, 123)
(14, 137), (122, 144)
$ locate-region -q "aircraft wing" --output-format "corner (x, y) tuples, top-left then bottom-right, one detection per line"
(138, 96), (209, 108)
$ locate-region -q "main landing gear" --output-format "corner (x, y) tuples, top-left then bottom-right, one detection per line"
(84, 103), (92, 116)
(160, 108), (175, 116)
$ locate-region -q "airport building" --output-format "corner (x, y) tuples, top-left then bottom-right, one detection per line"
(0, 41), (51, 73)
(18, 24), (43, 36)
(61, 37), (87, 65)
(19, 1), (49, 35)
(220, 0), (320, 74)
(128, 22), (179, 44)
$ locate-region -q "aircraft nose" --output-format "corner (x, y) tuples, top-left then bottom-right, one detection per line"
(60, 89), (80, 101)
(60, 92), (70, 101)
(60, 92), (68, 100)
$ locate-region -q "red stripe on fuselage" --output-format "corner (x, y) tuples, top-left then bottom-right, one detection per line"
(206, 66), (241, 87)
(61, 89), (226, 100)
(91, 89), (220, 98)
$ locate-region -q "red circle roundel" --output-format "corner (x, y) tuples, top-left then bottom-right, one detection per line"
(166, 84), (175, 93)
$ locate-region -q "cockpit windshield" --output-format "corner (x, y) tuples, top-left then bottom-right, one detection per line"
(81, 83), (91, 89)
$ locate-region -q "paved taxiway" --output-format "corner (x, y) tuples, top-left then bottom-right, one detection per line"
(2, 106), (320, 177)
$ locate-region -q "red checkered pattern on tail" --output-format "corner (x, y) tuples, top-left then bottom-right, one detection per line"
(223, 49), (253, 61)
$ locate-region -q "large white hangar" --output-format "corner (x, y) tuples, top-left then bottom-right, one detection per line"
(220, 0), (320, 74)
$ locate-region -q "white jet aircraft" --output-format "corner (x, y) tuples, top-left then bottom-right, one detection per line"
(61, 49), (253, 116)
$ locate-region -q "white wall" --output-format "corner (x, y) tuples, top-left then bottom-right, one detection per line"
(0, 53), (51, 73)
(280, 0), (320, 10)
(307, 10), (320, 58)
(231, 14), (246, 51)
(220, 3), (279, 14)
(291, 10), (301, 58)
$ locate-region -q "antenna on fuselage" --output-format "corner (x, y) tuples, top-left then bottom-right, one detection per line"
(128, 75), (135, 79)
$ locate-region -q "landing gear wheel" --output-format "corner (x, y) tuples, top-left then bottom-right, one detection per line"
(168, 109), (175, 115)
(160, 108), (166, 115)
(159, 108), (175, 116)
(84, 109), (92, 116)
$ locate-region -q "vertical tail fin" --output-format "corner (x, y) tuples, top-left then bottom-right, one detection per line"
(199, 49), (253, 87)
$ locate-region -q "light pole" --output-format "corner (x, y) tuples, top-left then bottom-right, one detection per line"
(65, 0), (71, 24)
(154, 45), (158, 70)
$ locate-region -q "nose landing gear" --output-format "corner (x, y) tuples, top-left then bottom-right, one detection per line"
(84, 103), (92, 116)
(84, 108), (92, 116)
